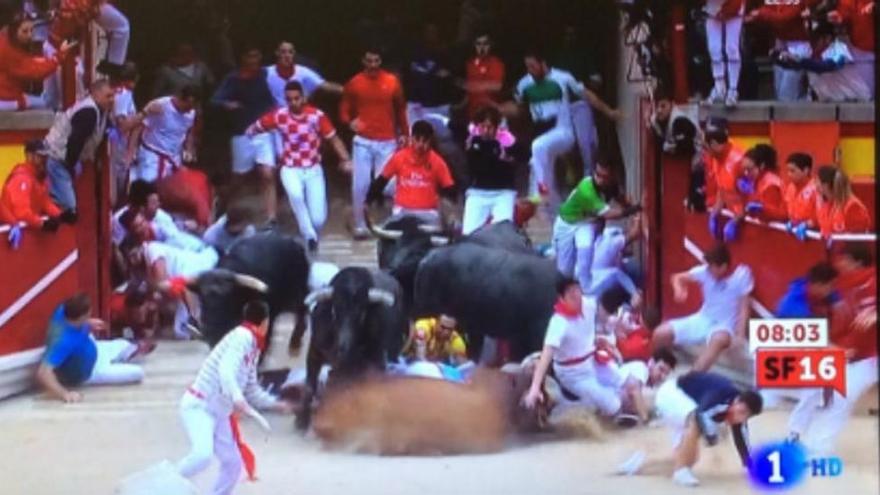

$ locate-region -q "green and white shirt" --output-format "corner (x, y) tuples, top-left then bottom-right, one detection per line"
(558, 177), (610, 224)
(515, 67), (584, 129)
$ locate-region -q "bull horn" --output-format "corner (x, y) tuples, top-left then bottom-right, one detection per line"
(363, 207), (403, 240)
(429, 235), (450, 246)
(416, 224), (443, 234)
(304, 287), (334, 308)
(367, 288), (395, 307)
(233, 273), (269, 293)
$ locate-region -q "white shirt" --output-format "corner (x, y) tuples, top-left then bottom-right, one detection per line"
(514, 67), (584, 129)
(265, 64), (326, 106)
(689, 264), (754, 327)
(188, 326), (277, 415)
(144, 241), (218, 279)
(112, 206), (206, 252)
(141, 96), (196, 157)
(109, 87), (136, 158)
(201, 214), (256, 254)
(543, 297), (599, 363)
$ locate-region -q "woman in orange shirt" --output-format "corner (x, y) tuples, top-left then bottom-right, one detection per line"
(739, 144), (787, 222)
(783, 152), (819, 240)
(815, 165), (872, 238)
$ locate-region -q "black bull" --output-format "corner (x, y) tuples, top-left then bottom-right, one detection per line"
(189, 230), (311, 351)
(368, 215), (561, 362)
(296, 267), (407, 430)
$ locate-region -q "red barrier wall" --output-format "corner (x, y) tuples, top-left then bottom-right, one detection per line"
(0, 226), (79, 354)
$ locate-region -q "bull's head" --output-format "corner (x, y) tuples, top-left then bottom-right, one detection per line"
(364, 209), (448, 306)
(189, 268), (269, 346)
(305, 269), (395, 373)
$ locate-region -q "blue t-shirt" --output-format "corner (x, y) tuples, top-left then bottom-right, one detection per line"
(43, 306), (97, 386)
(776, 277), (840, 318)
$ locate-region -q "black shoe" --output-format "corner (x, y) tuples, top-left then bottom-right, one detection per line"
(307, 238), (318, 254)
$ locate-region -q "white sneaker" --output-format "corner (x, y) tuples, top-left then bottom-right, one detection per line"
(707, 84), (726, 104)
(725, 89), (739, 107)
(672, 467), (700, 487)
(616, 450), (647, 476)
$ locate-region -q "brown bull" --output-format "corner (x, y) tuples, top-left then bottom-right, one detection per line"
(311, 368), (549, 456)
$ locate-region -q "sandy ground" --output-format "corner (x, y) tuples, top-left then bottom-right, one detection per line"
(1, 340), (877, 495)
(1, 198), (877, 495)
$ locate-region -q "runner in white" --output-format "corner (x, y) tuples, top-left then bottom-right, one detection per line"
(265, 41), (342, 106)
(652, 243), (753, 372)
(522, 278), (634, 420)
(108, 62), (142, 205)
(130, 85), (198, 183)
(246, 81), (352, 253)
(513, 49), (619, 219)
(175, 300), (293, 495)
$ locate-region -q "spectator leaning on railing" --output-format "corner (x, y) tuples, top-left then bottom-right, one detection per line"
(783, 152), (819, 240)
(738, 143), (786, 223)
(815, 165), (872, 237)
(0, 139), (68, 232)
(43, 79), (114, 217)
(0, 15), (75, 111)
(703, 117), (746, 241)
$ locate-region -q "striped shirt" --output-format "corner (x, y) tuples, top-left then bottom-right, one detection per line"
(188, 326), (277, 414)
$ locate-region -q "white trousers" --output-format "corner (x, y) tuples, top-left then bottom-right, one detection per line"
(231, 134), (275, 174)
(705, 15), (743, 92)
(352, 136), (396, 229)
(132, 145), (179, 183)
(85, 338), (144, 385)
(774, 40), (811, 101)
(554, 361), (621, 416)
(0, 94), (47, 111)
(390, 206), (441, 226)
(787, 356), (878, 455)
(530, 126), (575, 219)
(96, 3), (130, 65)
(279, 166), (327, 242)
(462, 188), (516, 235)
(849, 45), (875, 98)
(655, 378), (698, 448)
(176, 396), (242, 495)
(552, 217), (599, 290)
(570, 100), (597, 176)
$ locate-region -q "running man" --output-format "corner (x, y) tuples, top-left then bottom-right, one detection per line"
(265, 41), (342, 106)
(175, 300), (293, 494)
(340, 47), (409, 238)
(513, 48), (618, 218)
(366, 120), (455, 226)
(246, 81), (352, 253)
(130, 85), (198, 183)
(652, 243), (753, 372)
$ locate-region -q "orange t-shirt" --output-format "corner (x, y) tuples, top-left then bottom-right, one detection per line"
(381, 147), (455, 210)
(784, 180), (819, 225)
(0, 162), (62, 228)
(465, 55), (505, 119)
(816, 195), (872, 237)
(339, 70), (408, 141)
(705, 144), (745, 213)
(748, 171), (786, 221)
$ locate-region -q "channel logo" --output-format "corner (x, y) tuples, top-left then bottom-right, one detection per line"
(749, 441), (843, 490)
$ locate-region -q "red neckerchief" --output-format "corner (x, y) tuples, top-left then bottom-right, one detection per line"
(276, 64), (295, 79)
(241, 321), (266, 352)
(239, 67), (261, 79)
(554, 298), (582, 319)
